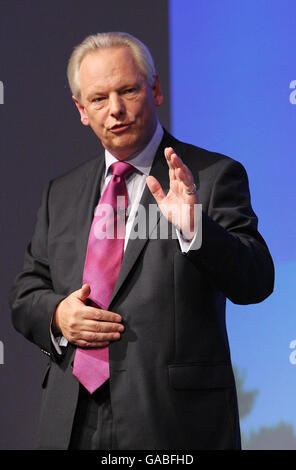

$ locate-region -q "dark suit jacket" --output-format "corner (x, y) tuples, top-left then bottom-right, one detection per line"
(9, 130), (274, 450)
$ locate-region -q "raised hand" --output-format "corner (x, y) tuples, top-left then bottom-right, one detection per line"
(146, 147), (199, 241)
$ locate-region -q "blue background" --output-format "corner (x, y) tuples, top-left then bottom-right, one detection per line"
(170, 0), (296, 448)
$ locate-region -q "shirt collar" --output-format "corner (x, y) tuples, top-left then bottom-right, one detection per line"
(104, 121), (164, 177)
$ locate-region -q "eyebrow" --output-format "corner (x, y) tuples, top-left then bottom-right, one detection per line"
(86, 90), (104, 102)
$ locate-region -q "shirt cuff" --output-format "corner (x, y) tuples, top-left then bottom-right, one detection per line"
(176, 229), (198, 253)
(50, 326), (68, 355)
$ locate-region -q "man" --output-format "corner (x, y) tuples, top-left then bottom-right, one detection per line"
(9, 32), (274, 450)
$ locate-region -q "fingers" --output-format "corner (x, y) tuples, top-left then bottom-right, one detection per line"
(164, 147), (183, 170)
(83, 323), (123, 338)
(82, 319), (125, 335)
(66, 313), (125, 348)
(147, 148), (194, 202)
(71, 307), (124, 341)
(146, 175), (166, 205)
(70, 316), (124, 347)
(164, 147), (191, 176)
(83, 305), (123, 323)
(164, 147), (194, 188)
(74, 327), (123, 347)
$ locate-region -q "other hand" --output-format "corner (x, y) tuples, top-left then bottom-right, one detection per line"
(52, 284), (124, 348)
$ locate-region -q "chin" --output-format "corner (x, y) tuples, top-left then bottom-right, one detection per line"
(109, 139), (143, 158)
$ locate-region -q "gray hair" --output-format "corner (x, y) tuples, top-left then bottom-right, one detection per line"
(67, 32), (156, 101)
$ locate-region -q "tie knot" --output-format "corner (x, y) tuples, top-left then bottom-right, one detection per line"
(111, 161), (134, 179)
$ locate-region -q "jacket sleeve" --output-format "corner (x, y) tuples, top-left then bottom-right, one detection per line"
(187, 158), (275, 305)
(9, 182), (66, 358)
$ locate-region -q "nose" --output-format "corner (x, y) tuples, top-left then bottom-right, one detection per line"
(109, 93), (125, 118)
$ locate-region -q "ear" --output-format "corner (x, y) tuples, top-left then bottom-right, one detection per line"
(72, 96), (89, 126)
(152, 75), (163, 107)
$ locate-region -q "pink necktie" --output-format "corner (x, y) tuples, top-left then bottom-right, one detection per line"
(73, 161), (134, 394)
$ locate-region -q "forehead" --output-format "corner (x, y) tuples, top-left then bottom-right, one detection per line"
(79, 47), (143, 92)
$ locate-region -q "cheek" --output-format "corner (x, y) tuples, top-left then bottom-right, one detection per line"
(88, 112), (106, 130)
(127, 95), (148, 115)
(132, 104), (150, 124)
(136, 102), (155, 125)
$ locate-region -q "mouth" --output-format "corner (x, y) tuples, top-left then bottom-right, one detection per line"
(109, 123), (132, 134)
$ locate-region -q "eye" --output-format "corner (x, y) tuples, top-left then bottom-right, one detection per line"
(93, 97), (106, 103)
(124, 87), (137, 95)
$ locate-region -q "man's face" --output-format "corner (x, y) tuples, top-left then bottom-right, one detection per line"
(73, 47), (163, 160)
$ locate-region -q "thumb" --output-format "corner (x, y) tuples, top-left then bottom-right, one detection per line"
(146, 176), (166, 206)
(76, 283), (91, 302)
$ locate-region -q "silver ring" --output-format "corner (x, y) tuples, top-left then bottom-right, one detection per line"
(185, 183), (197, 195)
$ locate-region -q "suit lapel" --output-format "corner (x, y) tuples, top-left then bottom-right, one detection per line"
(109, 132), (174, 308)
(75, 154), (105, 287)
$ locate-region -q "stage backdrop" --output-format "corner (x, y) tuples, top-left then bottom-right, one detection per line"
(1, 0), (295, 451)
(170, 0), (296, 449)
(0, 0), (170, 450)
